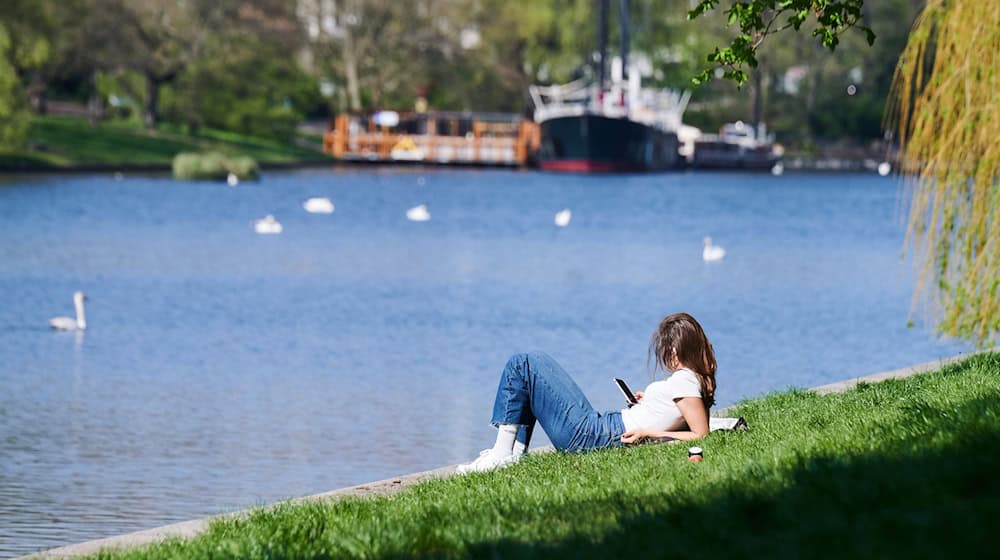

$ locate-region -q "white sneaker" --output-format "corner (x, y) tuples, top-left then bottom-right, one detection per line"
(456, 448), (520, 474)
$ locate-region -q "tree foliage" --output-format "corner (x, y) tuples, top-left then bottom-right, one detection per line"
(160, 0), (313, 138)
(691, 0), (999, 342)
(0, 24), (30, 149)
(887, 0), (1000, 344)
(0, 0), (930, 154)
(687, 0), (874, 85)
(0, 0), (54, 148)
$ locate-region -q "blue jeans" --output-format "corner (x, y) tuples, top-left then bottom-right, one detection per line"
(490, 351), (625, 452)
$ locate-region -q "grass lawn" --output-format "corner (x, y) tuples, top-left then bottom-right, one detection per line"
(88, 353), (999, 559)
(0, 115), (330, 170)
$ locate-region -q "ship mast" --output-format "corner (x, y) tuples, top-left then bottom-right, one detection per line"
(619, 0), (629, 85)
(597, 0), (608, 105)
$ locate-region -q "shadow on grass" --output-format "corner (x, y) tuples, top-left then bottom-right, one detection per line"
(453, 395), (1000, 559)
(0, 152), (61, 169)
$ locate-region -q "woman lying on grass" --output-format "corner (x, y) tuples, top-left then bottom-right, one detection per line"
(457, 312), (718, 473)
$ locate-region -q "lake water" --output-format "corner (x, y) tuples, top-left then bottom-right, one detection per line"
(0, 168), (969, 557)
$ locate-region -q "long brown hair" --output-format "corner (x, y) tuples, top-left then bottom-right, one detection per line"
(648, 312), (717, 409)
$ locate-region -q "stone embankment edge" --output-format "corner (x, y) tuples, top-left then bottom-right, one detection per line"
(25, 352), (977, 559)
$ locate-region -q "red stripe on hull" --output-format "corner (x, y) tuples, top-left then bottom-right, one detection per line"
(540, 159), (645, 173)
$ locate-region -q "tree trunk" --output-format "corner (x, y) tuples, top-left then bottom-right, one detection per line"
(144, 73), (160, 128)
(751, 68), (762, 138)
(342, 27), (362, 112)
(88, 71), (101, 127)
(339, 4), (361, 112)
(28, 72), (47, 114)
(805, 62), (821, 139)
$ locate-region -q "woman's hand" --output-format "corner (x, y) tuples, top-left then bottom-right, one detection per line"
(620, 428), (650, 444)
(626, 390), (644, 408)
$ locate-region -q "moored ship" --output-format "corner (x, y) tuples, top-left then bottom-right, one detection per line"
(529, 0), (688, 173)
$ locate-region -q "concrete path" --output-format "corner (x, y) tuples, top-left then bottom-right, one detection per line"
(24, 352), (976, 558)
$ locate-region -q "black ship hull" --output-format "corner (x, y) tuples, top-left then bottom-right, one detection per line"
(537, 114), (680, 172)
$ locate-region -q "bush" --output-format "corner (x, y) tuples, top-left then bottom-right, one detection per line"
(172, 151), (259, 181)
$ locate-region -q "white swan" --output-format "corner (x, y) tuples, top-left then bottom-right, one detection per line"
(303, 197), (335, 214)
(554, 208), (572, 227)
(254, 214), (283, 234)
(703, 237), (726, 262)
(50, 291), (87, 331)
(227, 173), (239, 187)
(406, 204), (431, 222)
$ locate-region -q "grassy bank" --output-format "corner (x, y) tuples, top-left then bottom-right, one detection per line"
(88, 353), (999, 559)
(0, 116), (330, 171)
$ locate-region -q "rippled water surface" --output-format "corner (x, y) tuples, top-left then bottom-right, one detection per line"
(0, 168), (969, 557)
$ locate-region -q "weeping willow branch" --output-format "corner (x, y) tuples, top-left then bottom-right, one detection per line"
(886, 0), (1000, 344)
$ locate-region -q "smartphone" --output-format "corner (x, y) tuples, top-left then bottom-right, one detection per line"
(614, 378), (639, 405)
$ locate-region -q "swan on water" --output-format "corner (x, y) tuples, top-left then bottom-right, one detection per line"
(303, 197), (335, 214)
(877, 162), (892, 176)
(703, 237), (726, 262)
(406, 204), (431, 222)
(50, 291), (87, 331)
(227, 173), (239, 187)
(771, 162), (784, 176)
(254, 214), (283, 234)
(554, 208), (572, 227)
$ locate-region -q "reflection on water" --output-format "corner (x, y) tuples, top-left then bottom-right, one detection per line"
(0, 168), (968, 557)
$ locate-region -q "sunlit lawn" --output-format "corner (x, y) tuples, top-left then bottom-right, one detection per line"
(0, 115), (329, 169)
(76, 352), (1000, 559)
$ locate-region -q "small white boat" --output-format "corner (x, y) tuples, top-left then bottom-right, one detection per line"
(702, 237), (726, 262)
(254, 215), (283, 234)
(227, 173), (239, 187)
(554, 208), (572, 227)
(50, 291), (87, 331)
(691, 121), (783, 170)
(406, 204), (431, 222)
(303, 197), (335, 214)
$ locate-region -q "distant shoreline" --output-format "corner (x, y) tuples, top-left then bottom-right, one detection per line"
(0, 157), (894, 177)
(2, 115), (895, 177)
(0, 158), (338, 176)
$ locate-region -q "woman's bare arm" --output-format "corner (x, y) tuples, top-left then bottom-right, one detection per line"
(620, 397), (709, 444)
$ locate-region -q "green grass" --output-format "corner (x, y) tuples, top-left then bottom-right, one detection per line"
(89, 353), (1000, 559)
(0, 115), (330, 170)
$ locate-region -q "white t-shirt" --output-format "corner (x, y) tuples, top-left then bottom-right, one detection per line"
(620, 368), (704, 432)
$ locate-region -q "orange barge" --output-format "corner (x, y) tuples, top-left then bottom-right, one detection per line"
(323, 111), (540, 167)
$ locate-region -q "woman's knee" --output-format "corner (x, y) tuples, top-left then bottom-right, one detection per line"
(505, 351), (552, 373)
(504, 350), (553, 376)
(504, 352), (528, 371)
(528, 351), (564, 376)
